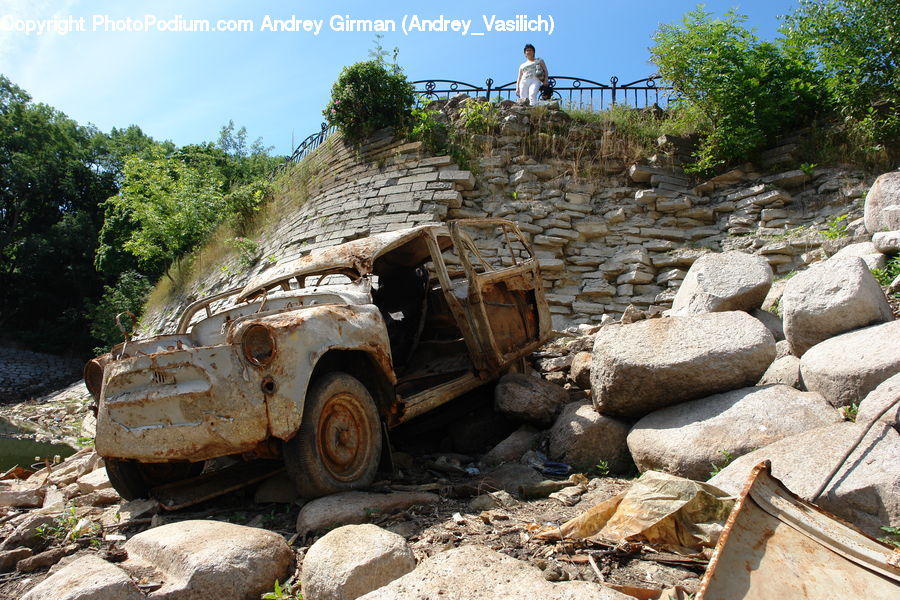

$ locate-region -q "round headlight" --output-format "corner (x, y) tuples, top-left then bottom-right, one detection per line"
(241, 324), (276, 367)
(84, 359), (104, 400)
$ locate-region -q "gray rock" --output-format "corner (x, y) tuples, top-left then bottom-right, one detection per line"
(0, 483), (44, 508)
(628, 385), (840, 480)
(591, 312), (775, 418)
(775, 339), (794, 359)
(781, 257), (893, 356)
(297, 492), (439, 536)
(669, 251), (773, 315)
(751, 308), (785, 341)
(758, 355), (802, 389)
(482, 463), (544, 496)
(709, 422), (900, 537)
(864, 171), (900, 234)
(0, 513), (55, 551)
(20, 554), (143, 600)
(856, 373), (900, 429)
(254, 472), (300, 504)
(873, 230), (900, 254)
(569, 351), (592, 388)
(302, 524), (416, 600)
(481, 425), (539, 467)
(799, 320), (900, 407)
(0, 547), (31, 573)
(548, 401), (632, 474)
(123, 520), (295, 600)
(357, 544), (631, 600)
(832, 241), (887, 270)
(494, 373), (569, 426)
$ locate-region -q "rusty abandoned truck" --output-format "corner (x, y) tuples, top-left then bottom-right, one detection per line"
(84, 219), (551, 501)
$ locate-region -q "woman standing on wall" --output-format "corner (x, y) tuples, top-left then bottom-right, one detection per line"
(516, 43), (549, 105)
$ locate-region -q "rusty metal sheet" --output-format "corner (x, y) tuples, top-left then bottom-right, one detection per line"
(698, 461), (900, 600)
(238, 224), (447, 302)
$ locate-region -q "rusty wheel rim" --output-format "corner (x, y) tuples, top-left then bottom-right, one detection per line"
(316, 391), (372, 482)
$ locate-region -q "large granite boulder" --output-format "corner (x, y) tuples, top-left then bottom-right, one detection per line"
(548, 401), (632, 474)
(591, 312), (775, 418)
(800, 320), (900, 407)
(781, 256), (893, 356)
(302, 524), (416, 600)
(857, 373), (900, 429)
(709, 421), (900, 537)
(627, 385), (841, 480)
(864, 171), (900, 234)
(122, 520), (295, 600)
(21, 554), (144, 600)
(494, 373), (569, 426)
(832, 241), (887, 270)
(669, 251), (773, 316)
(357, 545), (631, 600)
(758, 355), (802, 388)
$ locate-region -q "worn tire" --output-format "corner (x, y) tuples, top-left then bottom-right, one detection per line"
(105, 459), (202, 501)
(284, 372), (382, 498)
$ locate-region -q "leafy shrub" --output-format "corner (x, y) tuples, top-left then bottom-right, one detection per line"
(871, 255), (900, 286)
(822, 213), (849, 239)
(650, 7), (823, 175)
(86, 270), (152, 352)
(408, 100), (450, 155)
(323, 57), (414, 142)
(781, 0), (899, 159)
(457, 100), (501, 134)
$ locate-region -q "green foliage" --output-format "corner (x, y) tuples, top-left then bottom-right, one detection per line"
(229, 236), (259, 267)
(593, 460), (610, 477)
(0, 75), (119, 352)
(36, 507), (102, 545)
(871, 255), (900, 287)
(101, 147), (226, 278)
(879, 525), (900, 548)
(650, 7), (823, 174)
(263, 579), (302, 600)
(223, 179), (273, 235)
(408, 100), (450, 155)
(781, 0), (899, 157)
(842, 403), (859, 422)
(323, 40), (414, 142)
(457, 100), (501, 134)
(800, 162), (817, 175)
(822, 213), (849, 238)
(709, 449), (735, 478)
(86, 270), (152, 352)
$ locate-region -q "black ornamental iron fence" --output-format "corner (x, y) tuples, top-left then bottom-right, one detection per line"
(412, 75), (672, 110)
(275, 74), (671, 173)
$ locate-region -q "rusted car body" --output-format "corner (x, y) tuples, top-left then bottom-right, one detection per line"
(85, 219), (551, 499)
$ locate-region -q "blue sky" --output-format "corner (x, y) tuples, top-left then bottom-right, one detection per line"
(2, 0), (802, 156)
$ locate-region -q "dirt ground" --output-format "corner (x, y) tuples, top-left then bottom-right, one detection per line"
(0, 382), (705, 599)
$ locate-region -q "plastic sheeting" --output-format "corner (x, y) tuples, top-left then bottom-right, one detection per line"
(538, 470), (736, 555)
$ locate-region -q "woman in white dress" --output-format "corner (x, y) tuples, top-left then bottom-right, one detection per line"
(516, 44), (549, 105)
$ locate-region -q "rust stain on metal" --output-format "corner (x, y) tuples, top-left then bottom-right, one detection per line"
(698, 461), (900, 600)
(89, 220), (552, 502)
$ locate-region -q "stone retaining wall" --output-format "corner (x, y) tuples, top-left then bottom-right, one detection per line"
(0, 347), (82, 404)
(142, 100), (871, 334)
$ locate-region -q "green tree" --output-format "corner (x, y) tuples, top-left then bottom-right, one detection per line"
(86, 270), (153, 351)
(781, 0), (899, 153)
(650, 7), (823, 173)
(99, 147), (226, 280)
(0, 75), (116, 351)
(323, 40), (415, 142)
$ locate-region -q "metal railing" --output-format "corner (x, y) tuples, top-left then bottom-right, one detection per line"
(274, 74), (672, 176)
(413, 75), (671, 110)
(272, 122), (337, 177)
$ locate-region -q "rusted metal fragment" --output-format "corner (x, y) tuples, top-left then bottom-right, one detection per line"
(698, 461), (900, 600)
(152, 460), (284, 510)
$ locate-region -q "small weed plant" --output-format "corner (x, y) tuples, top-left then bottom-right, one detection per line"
(842, 403), (859, 422)
(822, 213), (849, 239)
(708, 449), (735, 478)
(878, 526), (900, 548)
(871, 256), (900, 288)
(36, 507), (102, 546)
(228, 236), (259, 267)
(458, 100), (501, 134)
(593, 460), (611, 477)
(263, 579), (303, 600)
